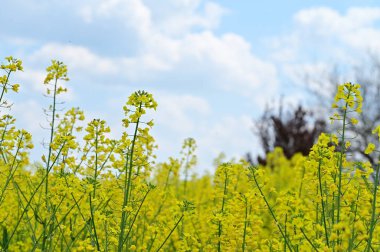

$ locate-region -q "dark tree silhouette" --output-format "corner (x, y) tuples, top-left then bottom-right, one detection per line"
(247, 105), (326, 166)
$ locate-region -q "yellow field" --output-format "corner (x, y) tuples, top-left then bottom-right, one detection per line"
(0, 57), (379, 251)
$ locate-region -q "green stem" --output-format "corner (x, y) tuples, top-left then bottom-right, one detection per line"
(122, 187), (152, 246)
(317, 158), (330, 246)
(89, 124), (100, 251)
(300, 228), (319, 251)
(336, 92), (350, 246)
(336, 109), (347, 223)
(45, 76), (59, 203)
(242, 198), (248, 252)
(155, 214), (184, 252)
(0, 132), (24, 205)
(348, 189), (360, 252)
(93, 124), (99, 198)
(218, 169), (228, 252)
(366, 162), (380, 252)
(118, 103), (142, 252)
(5, 141), (67, 248)
(89, 195), (100, 251)
(183, 148), (190, 196)
(250, 166), (294, 252)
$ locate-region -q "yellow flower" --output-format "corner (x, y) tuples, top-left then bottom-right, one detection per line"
(350, 117), (358, 125)
(365, 143), (376, 154)
(123, 206), (133, 212)
(345, 141), (351, 149)
(372, 125), (380, 140)
(11, 84), (20, 92)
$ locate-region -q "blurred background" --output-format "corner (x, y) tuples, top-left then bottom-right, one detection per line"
(1, 0), (380, 173)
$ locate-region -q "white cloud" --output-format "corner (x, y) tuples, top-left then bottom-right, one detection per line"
(17, 69), (46, 93)
(18, 42), (173, 87)
(3, 0), (283, 172)
(21, 0), (278, 102)
(12, 99), (44, 133)
(271, 7), (380, 63)
(78, 0), (226, 36)
(181, 32), (278, 95)
(283, 62), (330, 86)
(75, 0), (277, 97)
(295, 7), (380, 35)
(154, 2), (227, 36)
(153, 110), (256, 173)
(28, 43), (118, 75)
(197, 115), (256, 168)
(3, 36), (37, 47)
(154, 92), (211, 134)
(269, 6), (380, 106)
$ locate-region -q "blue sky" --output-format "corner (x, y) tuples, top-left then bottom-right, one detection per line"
(1, 0), (380, 173)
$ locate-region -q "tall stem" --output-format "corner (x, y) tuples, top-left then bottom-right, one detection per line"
(242, 198), (248, 252)
(250, 166), (294, 252)
(317, 159), (330, 246)
(155, 214), (184, 252)
(336, 97), (349, 245)
(118, 103), (142, 252)
(366, 162), (380, 252)
(217, 169), (228, 252)
(45, 77), (58, 203)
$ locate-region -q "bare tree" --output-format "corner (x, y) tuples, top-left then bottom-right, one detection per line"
(305, 53), (380, 164)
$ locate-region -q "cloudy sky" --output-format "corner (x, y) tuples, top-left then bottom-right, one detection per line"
(1, 0), (380, 173)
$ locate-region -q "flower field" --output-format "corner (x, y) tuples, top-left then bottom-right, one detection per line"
(0, 56), (380, 251)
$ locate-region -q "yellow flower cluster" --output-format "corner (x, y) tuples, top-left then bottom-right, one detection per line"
(0, 56), (23, 109)
(0, 57), (379, 251)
